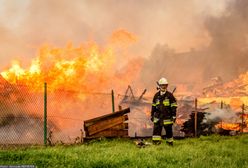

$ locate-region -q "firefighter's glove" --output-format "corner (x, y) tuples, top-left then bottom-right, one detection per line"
(172, 116), (176, 123)
(153, 117), (159, 123)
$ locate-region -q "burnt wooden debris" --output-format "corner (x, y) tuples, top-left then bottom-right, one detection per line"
(202, 76), (248, 97)
(119, 85), (149, 107)
(181, 111), (215, 137)
(83, 108), (130, 139)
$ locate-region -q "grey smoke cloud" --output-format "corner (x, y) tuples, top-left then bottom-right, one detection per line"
(205, 108), (239, 123)
(140, 0), (248, 90)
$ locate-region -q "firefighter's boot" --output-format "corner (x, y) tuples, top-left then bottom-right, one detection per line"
(166, 138), (173, 146)
(152, 135), (162, 145)
(166, 141), (173, 146)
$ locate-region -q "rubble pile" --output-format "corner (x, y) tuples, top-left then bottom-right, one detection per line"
(203, 72), (248, 97)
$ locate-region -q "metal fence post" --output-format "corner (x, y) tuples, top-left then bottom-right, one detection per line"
(241, 104), (244, 134)
(44, 82), (47, 145)
(111, 90), (115, 113)
(220, 101), (223, 129)
(221, 101), (223, 109)
(194, 98), (198, 137)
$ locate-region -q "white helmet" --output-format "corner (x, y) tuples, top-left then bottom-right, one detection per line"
(158, 77), (168, 85)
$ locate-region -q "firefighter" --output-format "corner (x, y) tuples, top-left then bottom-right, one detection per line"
(151, 77), (177, 146)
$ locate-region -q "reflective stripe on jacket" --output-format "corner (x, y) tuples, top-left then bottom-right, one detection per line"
(151, 91), (177, 121)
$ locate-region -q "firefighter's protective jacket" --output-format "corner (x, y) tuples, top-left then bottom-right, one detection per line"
(151, 91), (177, 125)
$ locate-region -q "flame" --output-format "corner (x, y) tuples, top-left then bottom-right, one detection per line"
(110, 29), (137, 47)
(215, 113), (248, 132)
(0, 30), (144, 143)
(229, 98), (244, 110)
(0, 30), (140, 94)
(242, 114), (248, 132)
(238, 71), (248, 89)
(224, 71), (248, 93)
(215, 122), (240, 131)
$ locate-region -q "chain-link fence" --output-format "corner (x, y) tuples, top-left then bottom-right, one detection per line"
(0, 82), (44, 144)
(0, 82), (114, 145)
(46, 87), (114, 144)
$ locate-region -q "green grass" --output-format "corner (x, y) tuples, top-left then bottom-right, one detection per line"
(0, 135), (248, 168)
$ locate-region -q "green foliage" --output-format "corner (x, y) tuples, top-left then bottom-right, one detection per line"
(0, 135), (248, 168)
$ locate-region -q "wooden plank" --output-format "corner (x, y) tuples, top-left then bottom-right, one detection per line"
(110, 122), (128, 130)
(87, 115), (128, 136)
(84, 108), (130, 127)
(85, 123), (128, 137)
(89, 130), (128, 138)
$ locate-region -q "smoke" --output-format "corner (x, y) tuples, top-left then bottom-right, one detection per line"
(2, 0), (242, 89)
(0, 113), (44, 144)
(0, 78), (48, 144)
(204, 108), (239, 123)
(140, 0), (248, 91)
(0, 0), (229, 69)
(204, 0), (248, 80)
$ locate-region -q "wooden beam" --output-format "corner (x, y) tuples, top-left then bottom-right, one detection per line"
(89, 130), (128, 138)
(110, 122), (128, 130)
(84, 108), (130, 127)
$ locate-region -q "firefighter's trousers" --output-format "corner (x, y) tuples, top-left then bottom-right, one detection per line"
(152, 120), (173, 144)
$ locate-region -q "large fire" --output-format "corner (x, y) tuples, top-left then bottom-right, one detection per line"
(0, 30), (144, 143)
(0, 29), (141, 94)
